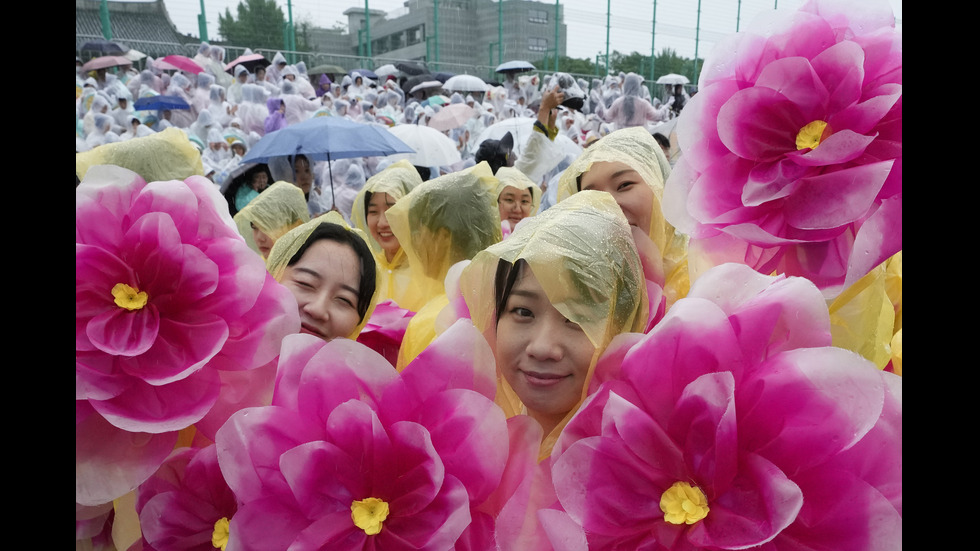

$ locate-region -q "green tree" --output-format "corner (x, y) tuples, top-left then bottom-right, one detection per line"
(218, 0), (286, 50)
(534, 55), (595, 76)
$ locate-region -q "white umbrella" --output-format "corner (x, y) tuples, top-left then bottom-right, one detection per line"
(374, 64), (399, 78)
(387, 124), (462, 167)
(656, 73), (690, 85)
(476, 117), (582, 159)
(442, 74), (488, 93)
(495, 60), (536, 73)
(409, 80), (444, 95)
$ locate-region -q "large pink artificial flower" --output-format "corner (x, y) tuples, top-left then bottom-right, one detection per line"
(215, 320), (539, 550)
(664, 0), (902, 298)
(356, 299), (416, 367)
(76, 165), (300, 507)
(136, 445), (238, 551)
(533, 263), (902, 550)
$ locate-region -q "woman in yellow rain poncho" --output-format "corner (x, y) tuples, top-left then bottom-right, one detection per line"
(265, 212), (380, 342)
(556, 126), (689, 309)
(386, 161), (503, 370)
(233, 181), (311, 260)
(349, 160), (424, 308)
(458, 190), (649, 461)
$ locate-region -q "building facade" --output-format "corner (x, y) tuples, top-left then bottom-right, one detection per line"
(337, 0), (565, 72)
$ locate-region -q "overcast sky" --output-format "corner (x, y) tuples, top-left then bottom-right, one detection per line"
(155, 0), (901, 63)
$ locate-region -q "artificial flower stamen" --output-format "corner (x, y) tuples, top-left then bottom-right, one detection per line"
(211, 517), (230, 550)
(112, 283), (148, 310)
(351, 497), (389, 535)
(660, 481), (709, 525)
(796, 120), (829, 150)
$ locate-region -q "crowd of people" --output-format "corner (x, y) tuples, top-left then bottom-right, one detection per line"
(76, 0), (902, 545)
(75, 42), (689, 225)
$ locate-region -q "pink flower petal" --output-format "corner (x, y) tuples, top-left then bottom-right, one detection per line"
(216, 405), (325, 500)
(416, 388), (510, 504)
(90, 366), (221, 433)
(75, 402), (179, 506)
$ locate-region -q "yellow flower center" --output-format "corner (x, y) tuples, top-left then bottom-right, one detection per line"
(112, 283), (148, 310)
(660, 481), (709, 525)
(211, 517), (230, 550)
(796, 120), (829, 150)
(351, 497), (389, 536)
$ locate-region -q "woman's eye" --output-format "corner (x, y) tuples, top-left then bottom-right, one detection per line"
(617, 180), (635, 191)
(510, 307), (533, 319)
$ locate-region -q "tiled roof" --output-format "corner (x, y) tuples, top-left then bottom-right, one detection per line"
(76, 0), (196, 58)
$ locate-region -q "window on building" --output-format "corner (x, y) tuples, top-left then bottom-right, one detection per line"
(528, 37), (548, 52)
(408, 25), (424, 46)
(529, 9), (548, 24)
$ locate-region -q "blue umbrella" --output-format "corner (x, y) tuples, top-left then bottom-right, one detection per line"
(133, 95), (190, 111)
(241, 116), (415, 204)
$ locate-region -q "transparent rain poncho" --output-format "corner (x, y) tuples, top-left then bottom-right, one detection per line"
(385, 161), (503, 313)
(349, 160), (424, 307)
(556, 126), (690, 306)
(75, 126), (204, 183)
(494, 167), (542, 213)
(459, 190), (649, 459)
(233, 181), (311, 258)
(264, 212), (380, 341)
(386, 161), (503, 370)
(494, 166), (542, 237)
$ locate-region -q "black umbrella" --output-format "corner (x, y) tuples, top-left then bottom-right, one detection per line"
(401, 73), (436, 95)
(395, 61), (429, 76)
(432, 71), (455, 83)
(81, 39), (129, 55)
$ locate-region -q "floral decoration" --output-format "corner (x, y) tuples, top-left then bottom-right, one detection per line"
(530, 263), (902, 550)
(214, 320), (539, 550)
(76, 165), (299, 507)
(664, 0), (902, 298)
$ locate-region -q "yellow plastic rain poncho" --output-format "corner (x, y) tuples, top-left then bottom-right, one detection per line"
(386, 161), (503, 369)
(264, 212), (381, 341)
(494, 166), (542, 235)
(556, 126), (690, 308)
(349, 160), (424, 307)
(459, 190), (649, 460)
(828, 250), (903, 374)
(75, 127), (205, 183)
(233, 181), (311, 258)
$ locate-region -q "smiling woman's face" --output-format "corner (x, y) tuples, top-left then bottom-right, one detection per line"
(579, 160), (653, 236)
(366, 192), (400, 260)
(280, 239), (362, 341)
(495, 265), (595, 435)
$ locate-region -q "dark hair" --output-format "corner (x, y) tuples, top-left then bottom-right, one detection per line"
(494, 258), (527, 326)
(413, 165), (431, 181)
(286, 222), (377, 322)
(224, 163), (273, 217)
(652, 133), (670, 150)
